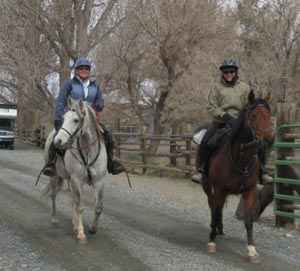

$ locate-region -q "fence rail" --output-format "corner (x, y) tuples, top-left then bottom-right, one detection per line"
(17, 128), (46, 148)
(16, 126), (197, 177)
(113, 126), (196, 176)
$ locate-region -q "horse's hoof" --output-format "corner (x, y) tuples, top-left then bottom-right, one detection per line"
(248, 255), (261, 264)
(89, 226), (97, 235)
(51, 218), (58, 224)
(207, 242), (216, 253)
(78, 236), (88, 245)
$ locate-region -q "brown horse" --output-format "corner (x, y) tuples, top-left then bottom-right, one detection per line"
(198, 90), (273, 263)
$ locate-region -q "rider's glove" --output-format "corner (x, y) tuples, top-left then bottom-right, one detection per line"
(54, 120), (62, 131)
(221, 113), (236, 127)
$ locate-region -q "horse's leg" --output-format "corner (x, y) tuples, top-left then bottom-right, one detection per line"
(217, 208), (224, 235)
(243, 188), (261, 263)
(49, 176), (62, 224)
(70, 179), (87, 245)
(207, 190), (226, 253)
(89, 181), (104, 234)
(71, 194), (78, 231)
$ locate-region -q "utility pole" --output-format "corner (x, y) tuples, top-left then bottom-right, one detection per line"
(280, 72), (288, 102)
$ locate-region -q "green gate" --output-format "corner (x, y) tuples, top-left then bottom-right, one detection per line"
(274, 124), (300, 219)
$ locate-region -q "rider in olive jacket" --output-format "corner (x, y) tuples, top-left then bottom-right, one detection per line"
(207, 77), (250, 123)
(197, 58), (273, 184)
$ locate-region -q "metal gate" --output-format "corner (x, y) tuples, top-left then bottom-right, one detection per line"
(274, 124), (300, 219)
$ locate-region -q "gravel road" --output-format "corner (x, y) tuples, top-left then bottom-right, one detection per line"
(0, 141), (300, 271)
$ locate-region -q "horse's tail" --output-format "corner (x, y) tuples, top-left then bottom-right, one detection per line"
(41, 177), (65, 201)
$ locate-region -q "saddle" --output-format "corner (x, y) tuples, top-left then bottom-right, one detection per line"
(207, 127), (227, 149)
(198, 125), (228, 174)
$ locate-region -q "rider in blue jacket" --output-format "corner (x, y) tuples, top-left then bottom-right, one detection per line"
(43, 58), (125, 176)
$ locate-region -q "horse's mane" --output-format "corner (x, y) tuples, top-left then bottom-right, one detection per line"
(230, 98), (270, 143)
(85, 104), (104, 141)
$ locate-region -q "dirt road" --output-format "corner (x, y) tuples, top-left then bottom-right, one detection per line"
(0, 142), (299, 271)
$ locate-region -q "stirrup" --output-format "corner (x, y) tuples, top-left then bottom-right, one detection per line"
(261, 173), (273, 184)
(198, 163), (206, 174)
(43, 164), (56, 177)
(108, 160), (125, 175)
(191, 173), (202, 185)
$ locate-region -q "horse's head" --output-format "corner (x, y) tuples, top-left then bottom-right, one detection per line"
(245, 90), (274, 149)
(54, 97), (87, 149)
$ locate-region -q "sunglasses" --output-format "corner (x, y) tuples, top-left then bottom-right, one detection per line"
(77, 66), (90, 71)
(223, 70), (236, 74)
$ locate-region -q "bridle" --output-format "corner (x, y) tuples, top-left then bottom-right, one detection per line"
(245, 103), (272, 144)
(59, 108), (86, 146)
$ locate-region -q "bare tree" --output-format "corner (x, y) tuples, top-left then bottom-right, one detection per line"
(96, 0), (237, 135)
(237, 0), (300, 103)
(0, 0), (125, 131)
(0, 0), (56, 130)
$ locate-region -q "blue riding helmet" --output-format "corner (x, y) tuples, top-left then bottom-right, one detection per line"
(75, 58), (91, 69)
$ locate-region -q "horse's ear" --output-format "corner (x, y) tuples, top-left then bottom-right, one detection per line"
(248, 89), (255, 104)
(264, 92), (271, 103)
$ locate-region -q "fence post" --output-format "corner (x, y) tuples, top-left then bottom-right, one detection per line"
(170, 124), (177, 167)
(41, 126), (45, 148)
(141, 126), (147, 173)
(185, 124), (192, 177)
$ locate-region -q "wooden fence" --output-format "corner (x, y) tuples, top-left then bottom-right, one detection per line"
(17, 123), (278, 179)
(17, 127), (46, 148)
(16, 125), (198, 177)
(113, 127), (196, 177)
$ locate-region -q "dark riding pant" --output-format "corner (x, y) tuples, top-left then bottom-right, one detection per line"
(99, 123), (125, 175)
(198, 122), (225, 174)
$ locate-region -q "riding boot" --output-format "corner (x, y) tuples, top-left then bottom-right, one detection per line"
(101, 124), (125, 175)
(258, 149), (273, 184)
(43, 142), (57, 177)
(198, 142), (210, 174)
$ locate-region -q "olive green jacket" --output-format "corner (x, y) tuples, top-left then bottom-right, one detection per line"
(206, 77), (250, 123)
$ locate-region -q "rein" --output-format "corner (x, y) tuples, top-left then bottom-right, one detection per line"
(229, 143), (257, 193)
(65, 138), (98, 150)
(68, 137), (101, 185)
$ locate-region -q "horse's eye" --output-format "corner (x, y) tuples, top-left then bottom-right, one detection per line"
(251, 114), (256, 120)
(74, 119), (80, 123)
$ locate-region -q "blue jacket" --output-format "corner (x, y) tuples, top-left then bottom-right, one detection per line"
(55, 77), (104, 122)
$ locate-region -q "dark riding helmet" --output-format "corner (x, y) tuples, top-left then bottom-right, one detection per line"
(75, 58), (91, 69)
(219, 58), (238, 71)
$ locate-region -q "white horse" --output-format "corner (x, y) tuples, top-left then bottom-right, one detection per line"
(43, 97), (107, 244)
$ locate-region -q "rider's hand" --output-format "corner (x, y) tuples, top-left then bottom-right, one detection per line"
(54, 120), (62, 131)
(221, 113), (236, 127)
